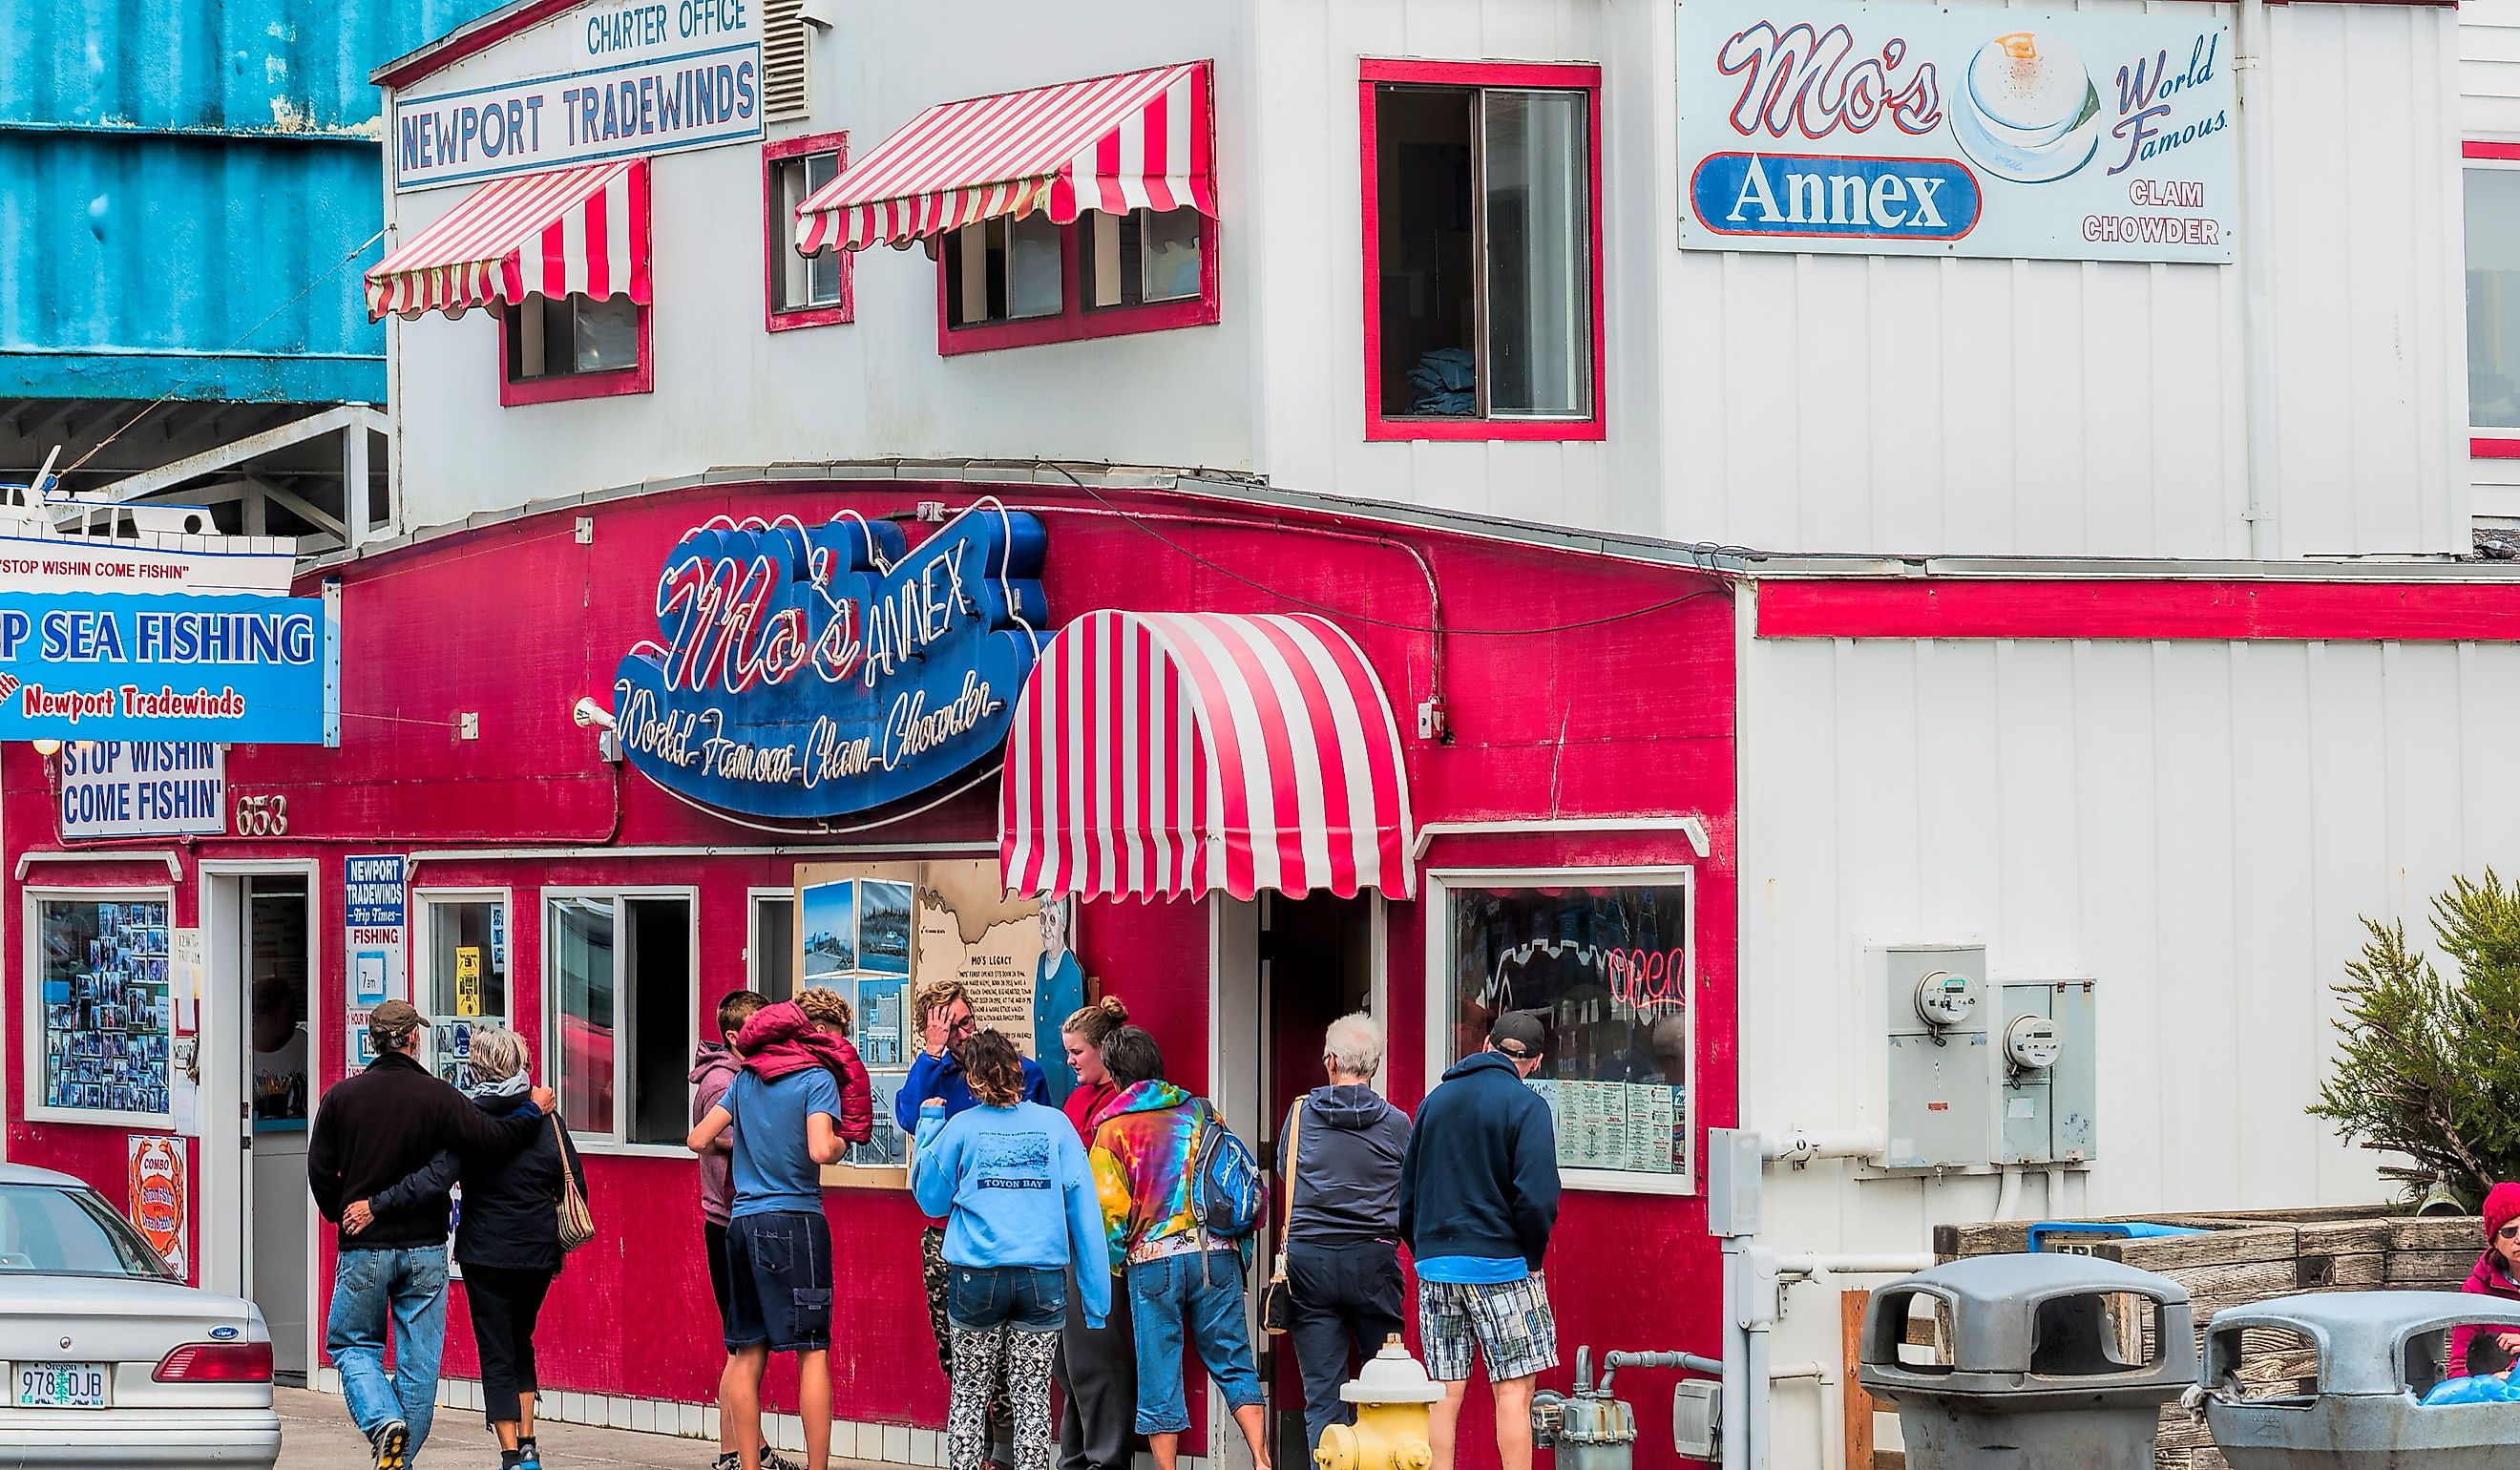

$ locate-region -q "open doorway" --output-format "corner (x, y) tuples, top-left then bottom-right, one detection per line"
(1210, 891), (1380, 1470)
(200, 867), (318, 1384)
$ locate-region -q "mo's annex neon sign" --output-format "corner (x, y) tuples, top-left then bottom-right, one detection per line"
(611, 500), (1047, 820)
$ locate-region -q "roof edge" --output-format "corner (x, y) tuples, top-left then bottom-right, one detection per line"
(372, 0), (580, 90)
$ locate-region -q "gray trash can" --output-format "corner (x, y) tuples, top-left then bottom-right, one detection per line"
(2199, 1290), (2520, 1470)
(1857, 1254), (2196, 1470)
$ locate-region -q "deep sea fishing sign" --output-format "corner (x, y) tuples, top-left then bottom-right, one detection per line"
(1676, 0), (2235, 262)
(613, 501), (1048, 821)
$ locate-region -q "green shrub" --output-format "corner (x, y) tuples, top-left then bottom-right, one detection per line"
(2310, 872), (2520, 1206)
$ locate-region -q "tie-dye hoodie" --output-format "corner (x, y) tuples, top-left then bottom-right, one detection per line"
(1088, 1080), (1206, 1271)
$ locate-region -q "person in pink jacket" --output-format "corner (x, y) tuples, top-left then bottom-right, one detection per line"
(2449, 1181), (2520, 1378)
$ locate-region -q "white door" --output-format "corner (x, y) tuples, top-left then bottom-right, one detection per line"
(1207, 895), (1266, 1470)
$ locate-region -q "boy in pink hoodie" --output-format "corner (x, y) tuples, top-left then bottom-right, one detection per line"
(2449, 1181), (2520, 1378)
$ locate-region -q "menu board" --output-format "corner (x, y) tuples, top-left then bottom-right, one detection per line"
(38, 898), (173, 1117)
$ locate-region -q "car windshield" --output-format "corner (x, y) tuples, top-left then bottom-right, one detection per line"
(0, 1184), (175, 1280)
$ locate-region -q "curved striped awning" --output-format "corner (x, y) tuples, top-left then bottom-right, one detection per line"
(366, 159), (650, 320)
(999, 611), (1416, 903)
(794, 61), (1215, 256)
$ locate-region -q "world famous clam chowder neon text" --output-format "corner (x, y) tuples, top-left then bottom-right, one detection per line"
(611, 501), (1047, 821)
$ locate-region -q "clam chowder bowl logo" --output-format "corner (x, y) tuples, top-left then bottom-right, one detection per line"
(612, 500), (1047, 821)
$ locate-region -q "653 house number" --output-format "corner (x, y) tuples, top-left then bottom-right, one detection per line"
(234, 794), (289, 836)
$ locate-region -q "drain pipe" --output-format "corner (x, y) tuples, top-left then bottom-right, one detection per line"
(2235, 0), (2279, 557)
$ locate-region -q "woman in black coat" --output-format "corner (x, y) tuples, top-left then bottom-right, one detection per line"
(349, 1026), (583, 1470)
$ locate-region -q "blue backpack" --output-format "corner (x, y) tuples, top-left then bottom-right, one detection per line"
(1186, 1099), (1266, 1239)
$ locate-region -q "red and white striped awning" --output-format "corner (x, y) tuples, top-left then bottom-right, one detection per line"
(793, 61), (1215, 255)
(366, 159), (651, 320)
(999, 611), (1416, 903)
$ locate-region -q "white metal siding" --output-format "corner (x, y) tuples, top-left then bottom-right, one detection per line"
(2463, 0), (2520, 520)
(1736, 599), (2520, 1466)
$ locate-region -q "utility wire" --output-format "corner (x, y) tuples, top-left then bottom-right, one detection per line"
(1040, 462), (1733, 636)
(54, 228), (389, 485)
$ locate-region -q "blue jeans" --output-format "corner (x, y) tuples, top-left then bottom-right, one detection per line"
(949, 1264), (1068, 1332)
(326, 1246), (449, 1453)
(1125, 1250), (1262, 1435)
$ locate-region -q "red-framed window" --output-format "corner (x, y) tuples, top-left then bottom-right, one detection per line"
(765, 131), (852, 332)
(496, 293), (654, 406)
(1359, 59), (1606, 442)
(2468, 141), (2520, 458)
(934, 204), (1220, 355)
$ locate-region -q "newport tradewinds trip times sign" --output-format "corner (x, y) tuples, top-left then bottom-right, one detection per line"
(1675, 0), (2236, 262)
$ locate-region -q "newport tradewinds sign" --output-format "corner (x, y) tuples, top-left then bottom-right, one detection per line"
(611, 502), (1048, 822)
(0, 593), (334, 744)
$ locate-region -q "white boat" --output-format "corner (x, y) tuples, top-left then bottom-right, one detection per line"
(0, 475), (297, 598)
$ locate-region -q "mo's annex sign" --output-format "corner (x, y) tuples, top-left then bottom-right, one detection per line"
(611, 501), (1048, 822)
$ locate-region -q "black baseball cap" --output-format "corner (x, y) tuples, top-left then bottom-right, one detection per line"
(1488, 1010), (1547, 1060)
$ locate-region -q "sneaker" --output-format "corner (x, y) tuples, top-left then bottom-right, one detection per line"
(762, 1453), (808, 1470)
(516, 1438), (541, 1470)
(370, 1418), (410, 1470)
(711, 1457), (743, 1470)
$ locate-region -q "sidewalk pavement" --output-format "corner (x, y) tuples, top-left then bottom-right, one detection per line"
(276, 1387), (717, 1468)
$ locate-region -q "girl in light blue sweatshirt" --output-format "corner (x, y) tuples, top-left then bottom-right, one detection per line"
(912, 1029), (1112, 1470)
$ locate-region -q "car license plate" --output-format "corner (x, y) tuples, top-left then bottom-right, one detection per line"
(14, 1362), (108, 1408)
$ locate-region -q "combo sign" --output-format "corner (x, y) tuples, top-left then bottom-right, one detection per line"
(1676, 0), (2236, 262)
(0, 593), (334, 744)
(612, 502), (1048, 822)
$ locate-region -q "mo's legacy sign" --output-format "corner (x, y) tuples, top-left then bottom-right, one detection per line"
(613, 503), (1048, 822)
(1676, 0), (2236, 262)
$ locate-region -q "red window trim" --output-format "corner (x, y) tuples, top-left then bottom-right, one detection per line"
(2466, 142), (2520, 455)
(932, 208), (1222, 356)
(1756, 579), (2520, 643)
(495, 296), (655, 406)
(1358, 58), (1607, 443)
(764, 131), (854, 333)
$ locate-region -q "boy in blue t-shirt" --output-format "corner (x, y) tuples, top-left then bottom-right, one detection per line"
(689, 1018), (849, 1470)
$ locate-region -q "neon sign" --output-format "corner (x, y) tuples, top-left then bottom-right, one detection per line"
(612, 501), (1047, 821)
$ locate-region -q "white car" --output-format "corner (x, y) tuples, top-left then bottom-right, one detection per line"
(0, 1163), (282, 1466)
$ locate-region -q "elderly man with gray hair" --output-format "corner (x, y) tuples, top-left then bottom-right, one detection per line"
(1275, 1012), (1414, 1452)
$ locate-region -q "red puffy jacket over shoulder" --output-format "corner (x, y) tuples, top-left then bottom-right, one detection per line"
(734, 1001), (874, 1144)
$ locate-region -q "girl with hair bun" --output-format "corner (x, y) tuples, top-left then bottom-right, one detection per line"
(1054, 995), (1136, 1470)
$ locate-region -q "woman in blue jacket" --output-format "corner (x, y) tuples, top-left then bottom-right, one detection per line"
(912, 1028), (1111, 1470)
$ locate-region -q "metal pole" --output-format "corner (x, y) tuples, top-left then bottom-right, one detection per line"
(343, 410), (370, 553)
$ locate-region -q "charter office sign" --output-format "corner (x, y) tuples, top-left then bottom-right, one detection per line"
(1674, 0), (2236, 262)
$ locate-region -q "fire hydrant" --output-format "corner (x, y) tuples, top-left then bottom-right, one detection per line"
(1314, 1336), (1442, 1470)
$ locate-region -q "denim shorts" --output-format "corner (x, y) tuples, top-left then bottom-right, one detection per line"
(725, 1209), (834, 1353)
(1126, 1249), (1263, 1434)
(948, 1264), (1067, 1333)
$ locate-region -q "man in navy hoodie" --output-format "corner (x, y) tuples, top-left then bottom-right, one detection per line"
(1396, 1011), (1561, 1470)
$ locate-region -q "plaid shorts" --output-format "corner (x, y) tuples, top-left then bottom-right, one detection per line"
(1418, 1271), (1559, 1383)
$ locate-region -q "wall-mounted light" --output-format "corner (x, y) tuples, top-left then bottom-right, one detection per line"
(571, 697), (617, 732)
(30, 738), (61, 758)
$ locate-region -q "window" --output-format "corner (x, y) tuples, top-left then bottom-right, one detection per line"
(2467, 145), (2520, 456)
(936, 205), (1219, 354)
(1361, 61), (1604, 441)
(1429, 870), (1692, 1190)
(546, 892), (694, 1150)
(798, 874), (914, 1166)
(748, 890), (796, 1002)
(497, 292), (652, 406)
(418, 894), (509, 1092)
(765, 132), (851, 331)
(27, 892), (174, 1123)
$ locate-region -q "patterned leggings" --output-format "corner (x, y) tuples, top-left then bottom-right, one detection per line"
(949, 1325), (1058, 1470)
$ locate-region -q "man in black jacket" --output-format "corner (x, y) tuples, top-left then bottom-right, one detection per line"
(1396, 1011), (1562, 1470)
(307, 1001), (551, 1470)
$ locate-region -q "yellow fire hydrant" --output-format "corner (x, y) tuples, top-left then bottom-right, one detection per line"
(1314, 1335), (1442, 1470)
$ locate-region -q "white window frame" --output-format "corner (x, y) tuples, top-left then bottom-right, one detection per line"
(1421, 864), (1697, 1196)
(540, 885), (700, 1157)
(746, 886), (797, 1002)
(410, 888), (515, 1079)
(22, 886), (178, 1128)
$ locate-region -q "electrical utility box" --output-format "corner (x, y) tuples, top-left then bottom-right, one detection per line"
(1993, 980), (2097, 1165)
(1877, 944), (1993, 1168)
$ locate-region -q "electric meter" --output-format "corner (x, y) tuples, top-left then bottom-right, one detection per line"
(1913, 971), (1976, 1028)
(2006, 1015), (2063, 1071)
